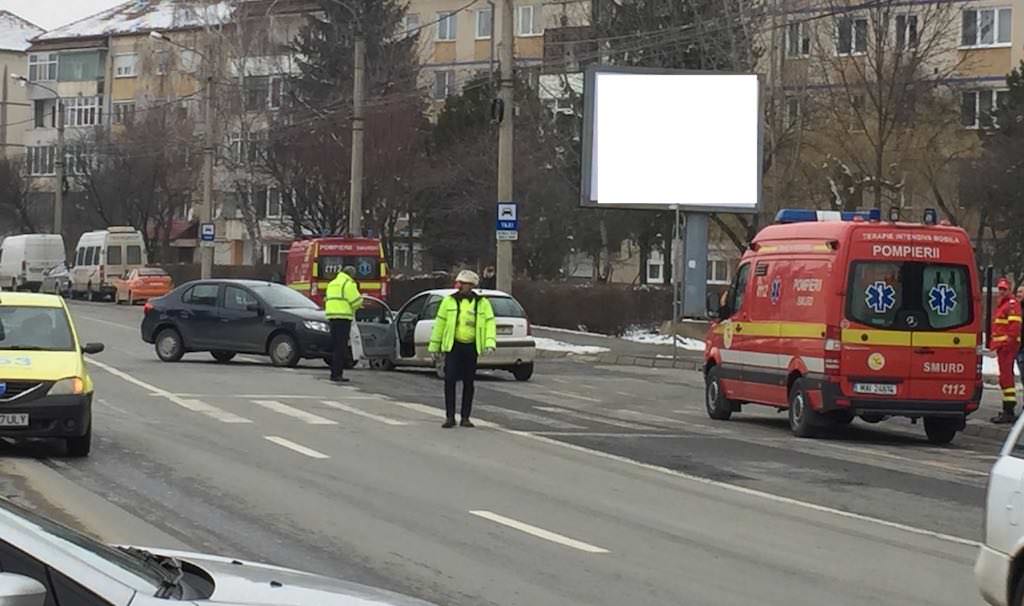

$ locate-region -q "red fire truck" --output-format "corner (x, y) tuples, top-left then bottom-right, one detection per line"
(285, 237), (389, 306)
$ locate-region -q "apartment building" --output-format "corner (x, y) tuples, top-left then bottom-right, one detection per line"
(0, 11), (44, 160)
(404, 0), (590, 107)
(762, 0), (1024, 219)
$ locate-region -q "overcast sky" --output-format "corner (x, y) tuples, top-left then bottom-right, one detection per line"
(3, 0), (124, 31)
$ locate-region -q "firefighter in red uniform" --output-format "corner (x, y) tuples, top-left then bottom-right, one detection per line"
(991, 277), (1022, 424)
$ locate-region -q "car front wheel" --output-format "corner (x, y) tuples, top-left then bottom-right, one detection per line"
(269, 334), (300, 367)
(923, 417), (959, 445)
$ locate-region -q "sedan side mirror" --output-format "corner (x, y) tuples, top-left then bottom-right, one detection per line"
(0, 572), (47, 606)
(82, 343), (104, 355)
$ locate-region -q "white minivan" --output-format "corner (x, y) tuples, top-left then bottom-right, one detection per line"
(0, 234), (66, 292)
(71, 227), (148, 301)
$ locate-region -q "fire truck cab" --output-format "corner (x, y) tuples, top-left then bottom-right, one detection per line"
(285, 237), (389, 307)
(704, 209), (982, 444)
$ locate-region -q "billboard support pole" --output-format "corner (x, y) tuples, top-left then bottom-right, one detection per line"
(682, 212), (709, 318)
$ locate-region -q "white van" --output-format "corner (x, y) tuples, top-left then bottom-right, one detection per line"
(71, 227), (148, 301)
(0, 234), (66, 292)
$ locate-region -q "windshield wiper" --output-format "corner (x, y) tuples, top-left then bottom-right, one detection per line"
(117, 546), (185, 599)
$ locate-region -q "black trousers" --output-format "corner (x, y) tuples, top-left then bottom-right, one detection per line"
(329, 319), (352, 380)
(444, 342), (478, 420)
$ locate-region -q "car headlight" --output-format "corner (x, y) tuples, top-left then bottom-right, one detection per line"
(304, 320), (330, 333)
(50, 377), (85, 396)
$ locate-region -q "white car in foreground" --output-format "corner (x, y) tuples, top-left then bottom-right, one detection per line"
(391, 289), (536, 381)
(976, 416), (1024, 605)
(0, 497), (436, 606)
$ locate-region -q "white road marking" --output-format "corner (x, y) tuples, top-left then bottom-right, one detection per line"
(320, 400), (408, 426)
(549, 390), (601, 403)
(251, 400), (337, 425)
(530, 432), (691, 438)
(382, 399), (500, 427)
(534, 406), (650, 430)
(76, 315), (135, 330)
(469, 510), (609, 554)
(264, 436), (330, 459)
(87, 359), (253, 424)
(475, 405), (585, 430)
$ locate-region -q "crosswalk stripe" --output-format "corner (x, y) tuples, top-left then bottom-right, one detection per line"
(251, 400), (337, 425)
(320, 400), (408, 426)
(533, 406), (650, 430)
(179, 399), (253, 424)
(264, 436), (329, 459)
(475, 405), (585, 430)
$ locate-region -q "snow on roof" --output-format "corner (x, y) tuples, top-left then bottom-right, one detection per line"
(36, 0), (234, 42)
(0, 11), (44, 52)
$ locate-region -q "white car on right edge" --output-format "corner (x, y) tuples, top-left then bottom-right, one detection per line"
(390, 288), (536, 381)
(977, 415), (1024, 605)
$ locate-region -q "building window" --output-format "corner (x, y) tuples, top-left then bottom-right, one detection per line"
(400, 13), (420, 35)
(646, 253), (664, 284)
(516, 5), (542, 37)
(269, 76), (284, 109)
(154, 49), (171, 75)
(707, 259), (730, 284)
(849, 94), (865, 130)
(112, 102), (136, 125)
(432, 70), (456, 100)
(785, 96), (800, 129)
(64, 95), (103, 127)
(476, 7), (493, 39)
(58, 51), (103, 81)
(27, 146), (55, 176)
(267, 188), (283, 218)
(836, 16), (868, 55)
(264, 243), (289, 265)
(436, 11), (457, 41)
(895, 14), (918, 50)
(28, 53), (57, 82)
(33, 99), (56, 128)
(64, 145), (94, 175)
(961, 89), (1008, 129)
(113, 53), (137, 78)
(244, 76), (270, 111)
(962, 8), (1012, 47)
(786, 21), (810, 57)
(179, 49), (200, 73)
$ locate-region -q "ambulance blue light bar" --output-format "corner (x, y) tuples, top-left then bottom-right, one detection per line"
(774, 208), (882, 224)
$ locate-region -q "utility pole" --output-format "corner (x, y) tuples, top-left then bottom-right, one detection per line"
(496, 0), (515, 293)
(200, 73), (214, 279)
(54, 97), (64, 237)
(349, 35), (366, 236)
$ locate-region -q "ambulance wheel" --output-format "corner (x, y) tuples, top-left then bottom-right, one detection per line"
(705, 366), (734, 421)
(923, 417), (959, 445)
(788, 379), (820, 438)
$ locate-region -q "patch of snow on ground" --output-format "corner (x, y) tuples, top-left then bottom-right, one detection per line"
(623, 329), (705, 351)
(533, 337), (610, 355)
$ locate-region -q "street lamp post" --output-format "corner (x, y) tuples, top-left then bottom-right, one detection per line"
(11, 74), (63, 237)
(150, 31), (214, 280)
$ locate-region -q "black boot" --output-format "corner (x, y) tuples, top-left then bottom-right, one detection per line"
(991, 408), (1017, 424)
(442, 418), (456, 428)
(460, 418), (475, 428)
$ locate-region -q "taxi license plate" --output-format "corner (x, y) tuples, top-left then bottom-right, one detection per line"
(497, 326), (513, 336)
(853, 383), (897, 396)
(0, 413), (28, 427)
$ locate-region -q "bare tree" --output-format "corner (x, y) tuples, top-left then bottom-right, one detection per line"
(0, 156), (40, 234)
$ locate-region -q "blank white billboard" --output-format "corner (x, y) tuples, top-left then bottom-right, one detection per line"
(582, 69), (761, 211)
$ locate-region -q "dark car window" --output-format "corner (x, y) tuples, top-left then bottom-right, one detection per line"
(356, 298), (391, 324)
(0, 539), (57, 606)
(127, 245), (142, 265)
(182, 284), (219, 307)
(248, 284), (317, 309)
(423, 295), (443, 320)
(319, 255), (380, 280)
(487, 296), (526, 318)
(398, 295), (427, 324)
(106, 246), (122, 265)
(847, 262), (972, 331)
(224, 286), (258, 311)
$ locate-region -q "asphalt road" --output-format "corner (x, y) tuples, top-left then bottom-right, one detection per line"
(0, 300), (995, 605)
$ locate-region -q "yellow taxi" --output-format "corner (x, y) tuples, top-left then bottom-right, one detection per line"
(0, 293), (103, 457)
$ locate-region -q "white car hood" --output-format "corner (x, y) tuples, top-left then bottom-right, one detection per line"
(139, 548), (437, 606)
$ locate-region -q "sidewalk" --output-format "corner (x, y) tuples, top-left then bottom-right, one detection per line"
(534, 325), (1016, 443)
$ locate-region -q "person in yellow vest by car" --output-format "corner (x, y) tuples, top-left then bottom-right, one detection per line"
(429, 270), (497, 428)
(325, 265), (363, 383)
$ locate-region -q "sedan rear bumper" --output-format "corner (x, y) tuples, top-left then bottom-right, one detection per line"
(480, 342), (536, 367)
(0, 394), (92, 439)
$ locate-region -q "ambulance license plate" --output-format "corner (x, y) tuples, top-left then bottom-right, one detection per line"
(853, 383), (897, 396)
(0, 413), (28, 427)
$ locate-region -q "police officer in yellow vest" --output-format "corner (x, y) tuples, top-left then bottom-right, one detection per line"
(325, 265), (363, 383)
(429, 270), (497, 428)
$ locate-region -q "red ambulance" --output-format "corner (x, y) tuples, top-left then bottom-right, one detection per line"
(704, 209), (982, 444)
(285, 237), (389, 307)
